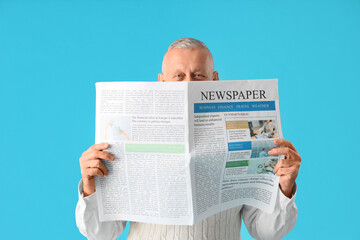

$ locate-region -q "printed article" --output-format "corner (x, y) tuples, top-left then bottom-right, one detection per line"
(95, 79), (282, 225)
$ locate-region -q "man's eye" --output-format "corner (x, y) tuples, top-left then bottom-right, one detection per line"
(196, 74), (203, 77)
(177, 74), (181, 77)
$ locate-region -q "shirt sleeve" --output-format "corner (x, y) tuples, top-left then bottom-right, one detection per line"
(75, 180), (127, 240)
(241, 183), (298, 240)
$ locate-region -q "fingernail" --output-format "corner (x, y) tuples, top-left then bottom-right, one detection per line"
(268, 150), (273, 154)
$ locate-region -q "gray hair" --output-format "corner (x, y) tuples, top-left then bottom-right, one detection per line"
(162, 38), (214, 72)
(167, 38), (209, 51)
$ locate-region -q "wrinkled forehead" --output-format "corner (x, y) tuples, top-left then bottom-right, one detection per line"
(162, 48), (214, 73)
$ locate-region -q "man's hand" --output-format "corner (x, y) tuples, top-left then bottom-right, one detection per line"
(79, 143), (115, 197)
(268, 139), (301, 198)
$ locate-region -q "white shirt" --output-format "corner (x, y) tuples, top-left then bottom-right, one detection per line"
(75, 180), (297, 240)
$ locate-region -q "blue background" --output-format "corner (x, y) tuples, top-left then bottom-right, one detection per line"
(1, 0), (359, 239)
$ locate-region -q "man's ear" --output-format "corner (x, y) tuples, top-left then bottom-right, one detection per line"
(213, 71), (219, 81)
(158, 73), (165, 82)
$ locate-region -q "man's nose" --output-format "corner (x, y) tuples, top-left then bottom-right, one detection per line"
(183, 76), (195, 82)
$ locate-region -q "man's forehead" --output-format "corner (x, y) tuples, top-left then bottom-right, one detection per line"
(162, 47), (213, 71)
(165, 47), (210, 59)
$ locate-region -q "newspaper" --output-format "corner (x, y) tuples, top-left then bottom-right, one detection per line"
(95, 79), (283, 225)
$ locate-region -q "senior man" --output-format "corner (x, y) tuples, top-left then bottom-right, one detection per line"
(76, 38), (301, 240)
